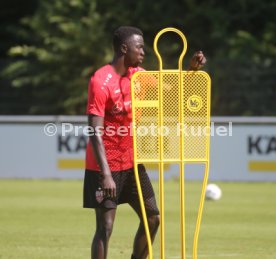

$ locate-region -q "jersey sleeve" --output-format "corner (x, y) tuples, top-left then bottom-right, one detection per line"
(130, 66), (157, 88)
(86, 77), (108, 116)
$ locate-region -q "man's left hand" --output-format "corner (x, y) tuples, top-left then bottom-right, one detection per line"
(189, 51), (207, 71)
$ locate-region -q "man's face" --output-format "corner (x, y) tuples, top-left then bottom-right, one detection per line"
(124, 34), (145, 67)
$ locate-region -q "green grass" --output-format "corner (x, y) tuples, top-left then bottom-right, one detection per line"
(0, 179), (276, 259)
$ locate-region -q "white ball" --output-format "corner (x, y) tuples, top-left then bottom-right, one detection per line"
(205, 183), (222, 201)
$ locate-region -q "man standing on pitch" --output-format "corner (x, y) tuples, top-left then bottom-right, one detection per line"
(83, 26), (206, 259)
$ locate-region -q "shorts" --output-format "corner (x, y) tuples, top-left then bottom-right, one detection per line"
(83, 164), (159, 216)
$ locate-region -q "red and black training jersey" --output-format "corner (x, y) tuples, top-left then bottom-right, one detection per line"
(85, 64), (143, 171)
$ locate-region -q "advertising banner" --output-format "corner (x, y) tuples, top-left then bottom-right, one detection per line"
(0, 116), (275, 181)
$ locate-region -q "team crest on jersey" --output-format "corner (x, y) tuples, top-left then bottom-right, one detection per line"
(112, 101), (123, 114)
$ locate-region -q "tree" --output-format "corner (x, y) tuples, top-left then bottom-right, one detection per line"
(2, 0), (109, 114)
(1, 0), (276, 115)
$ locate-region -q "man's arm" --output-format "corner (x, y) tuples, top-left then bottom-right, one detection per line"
(88, 114), (116, 198)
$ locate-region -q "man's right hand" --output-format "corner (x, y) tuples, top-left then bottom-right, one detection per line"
(101, 174), (116, 198)
(88, 114), (117, 199)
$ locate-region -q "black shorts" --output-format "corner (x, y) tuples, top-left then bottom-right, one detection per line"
(83, 164), (159, 216)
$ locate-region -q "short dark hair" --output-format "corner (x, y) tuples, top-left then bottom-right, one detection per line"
(113, 26), (143, 52)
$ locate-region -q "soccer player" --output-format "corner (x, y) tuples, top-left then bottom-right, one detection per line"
(83, 26), (206, 259)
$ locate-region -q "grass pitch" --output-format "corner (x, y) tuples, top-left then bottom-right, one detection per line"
(0, 179), (275, 259)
